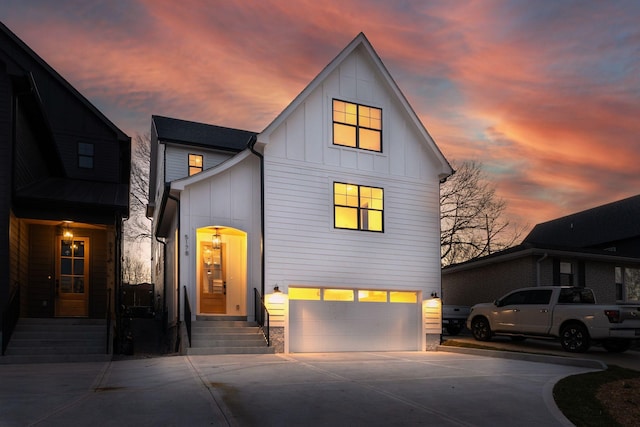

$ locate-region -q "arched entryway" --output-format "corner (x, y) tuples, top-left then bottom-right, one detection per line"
(196, 226), (247, 316)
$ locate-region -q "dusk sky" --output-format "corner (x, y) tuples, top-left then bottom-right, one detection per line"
(2, 1), (639, 234)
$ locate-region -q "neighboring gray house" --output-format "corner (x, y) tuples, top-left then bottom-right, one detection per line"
(442, 194), (640, 306)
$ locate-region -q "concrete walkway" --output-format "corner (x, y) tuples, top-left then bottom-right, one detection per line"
(0, 350), (599, 426)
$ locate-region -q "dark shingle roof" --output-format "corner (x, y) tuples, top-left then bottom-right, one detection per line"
(152, 115), (256, 152)
(523, 194), (640, 248)
(16, 177), (129, 209)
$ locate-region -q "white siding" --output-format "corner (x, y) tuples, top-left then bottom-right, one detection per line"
(165, 145), (235, 183)
(179, 154), (262, 319)
(262, 47), (442, 296)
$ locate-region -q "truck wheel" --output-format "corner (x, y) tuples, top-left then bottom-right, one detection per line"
(446, 324), (462, 335)
(560, 323), (590, 353)
(471, 317), (492, 342)
(602, 339), (631, 353)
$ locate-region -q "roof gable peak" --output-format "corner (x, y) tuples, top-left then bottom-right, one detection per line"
(257, 32), (452, 179)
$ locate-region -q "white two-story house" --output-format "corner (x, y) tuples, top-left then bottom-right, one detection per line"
(148, 33), (453, 353)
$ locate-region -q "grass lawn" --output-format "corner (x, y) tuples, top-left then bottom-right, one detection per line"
(554, 365), (640, 427)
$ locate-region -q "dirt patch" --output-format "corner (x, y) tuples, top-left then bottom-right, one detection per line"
(596, 377), (640, 427)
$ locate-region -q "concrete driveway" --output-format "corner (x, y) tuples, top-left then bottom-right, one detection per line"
(442, 334), (640, 371)
(0, 351), (599, 427)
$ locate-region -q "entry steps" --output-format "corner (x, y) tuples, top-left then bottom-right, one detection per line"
(187, 316), (275, 355)
(1, 318), (111, 364)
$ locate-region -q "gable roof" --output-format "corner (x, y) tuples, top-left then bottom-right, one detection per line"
(442, 241), (640, 274)
(524, 194), (640, 248)
(257, 32), (453, 180)
(152, 115), (257, 152)
(0, 22), (128, 142)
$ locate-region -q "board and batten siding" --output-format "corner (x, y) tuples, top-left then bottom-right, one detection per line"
(261, 48), (443, 294)
(178, 153), (262, 316)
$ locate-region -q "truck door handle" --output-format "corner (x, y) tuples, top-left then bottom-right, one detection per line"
(540, 309), (548, 313)
(512, 309), (520, 312)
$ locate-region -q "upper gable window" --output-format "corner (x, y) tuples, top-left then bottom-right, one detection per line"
(334, 182), (383, 232)
(78, 142), (94, 169)
(188, 154), (203, 176)
(332, 99), (382, 152)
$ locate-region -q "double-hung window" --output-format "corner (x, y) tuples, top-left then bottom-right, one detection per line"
(188, 154), (203, 176)
(334, 182), (383, 232)
(333, 99), (382, 152)
(78, 142), (94, 169)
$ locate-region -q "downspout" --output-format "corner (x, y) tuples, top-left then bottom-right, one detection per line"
(155, 235), (167, 332)
(536, 253), (548, 287)
(248, 135), (265, 297)
(167, 191), (181, 352)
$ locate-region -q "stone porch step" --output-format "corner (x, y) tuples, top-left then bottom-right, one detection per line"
(186, 316), (273, 355)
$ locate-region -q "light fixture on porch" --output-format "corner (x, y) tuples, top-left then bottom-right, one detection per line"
(212, 227), (221, 250)
(273, 284), (281, 293)
(61, 222), (74, 245)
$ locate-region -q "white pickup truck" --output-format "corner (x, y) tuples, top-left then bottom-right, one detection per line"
(466, 286), (640, 353)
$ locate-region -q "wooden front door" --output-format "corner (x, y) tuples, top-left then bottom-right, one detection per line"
(200, 242), (226, 314)
(55, 237), (89, 317)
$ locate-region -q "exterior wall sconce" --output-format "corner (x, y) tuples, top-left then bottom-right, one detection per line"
(273, 284), (281, 293)
(430, 292), (439, 298)
(212, 227), (221, 250)
(61, 222), (74, 245)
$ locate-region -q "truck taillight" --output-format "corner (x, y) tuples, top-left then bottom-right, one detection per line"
(604, 310), (621, 323)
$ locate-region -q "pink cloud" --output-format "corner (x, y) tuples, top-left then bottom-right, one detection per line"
(3, 0), (639, 232)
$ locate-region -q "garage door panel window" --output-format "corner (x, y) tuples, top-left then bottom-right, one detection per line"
(323, 289), (354, 301)
(389, 291), (417, 303)
(358, 290), (387, 302)
(289, 287), (321, 300)
(334, 182), (383, 232)
(289, 287), (417, 304)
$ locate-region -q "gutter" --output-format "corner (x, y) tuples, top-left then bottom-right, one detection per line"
(167, 192), (181, 352)
(153, 182), (181, 351)
(248, 135), (265, 297)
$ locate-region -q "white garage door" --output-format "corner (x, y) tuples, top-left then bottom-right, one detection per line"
(289, 288), (421, 352)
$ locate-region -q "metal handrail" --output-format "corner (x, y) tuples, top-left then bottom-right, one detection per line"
(253, 288), (270, 347)
(105, 288), (112, 354)
(2, 285), (20, 356)
(183, 286), (192, 347)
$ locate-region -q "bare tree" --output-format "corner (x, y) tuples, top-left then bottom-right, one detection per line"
(122, 250), (148, 285)
(122, 133), (152, 283)
(125, 133), (152, 242)
(440, 160), (525, 266)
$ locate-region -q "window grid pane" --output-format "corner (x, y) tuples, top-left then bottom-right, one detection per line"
(189, 154), (203, 176)
(78, 142), (94, 169)
(333, 99), (381, 152)
(334, 123), (356, 147)
(334, 182), (383, 232)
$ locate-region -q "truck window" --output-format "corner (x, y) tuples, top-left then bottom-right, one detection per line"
(527, 290), (552, 304)
(559, 288), (596, 304)
(500, 291), (528, 306)
(500, 290), (552, 306)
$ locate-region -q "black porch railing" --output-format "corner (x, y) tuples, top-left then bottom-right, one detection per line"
(105, 288), (111, 354)
(254, 288), (270, 347)
(183, 286), (192, 347)
(2, 285), (20, 356)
